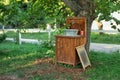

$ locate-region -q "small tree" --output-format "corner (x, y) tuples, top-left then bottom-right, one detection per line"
(0, 0), (29, 44)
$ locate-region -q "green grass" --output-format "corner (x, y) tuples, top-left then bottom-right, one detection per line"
(5, 31), (17, 38)
(0, 41), (55, 74)
(91, 32), (120, 44)
(22, 32), (56, 40)
(0, 41), (120, 80)
(2, 30), (120, 79)
(85, 51), (120, 80)
(6, 31), (56, 40)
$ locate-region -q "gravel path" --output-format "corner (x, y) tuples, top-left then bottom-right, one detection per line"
(90, 43), (120, 53)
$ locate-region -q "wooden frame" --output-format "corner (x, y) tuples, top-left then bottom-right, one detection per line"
(76, 45), (91, 70)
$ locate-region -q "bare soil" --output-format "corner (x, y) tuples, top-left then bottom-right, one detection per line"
(0, 58), (86, 80)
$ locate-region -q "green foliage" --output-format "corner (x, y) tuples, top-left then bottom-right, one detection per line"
(94, 0), (120, 19)
(94, 0), (120, 31)
(0, 33), (6, 43)
(53, 28), (65, 35)
(0, 0), (73, 29)
(0, 0), (29, 28)
(40, 40), (55, 49)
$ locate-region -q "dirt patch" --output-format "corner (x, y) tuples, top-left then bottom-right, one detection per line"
(0, 58), (86, 80)
(0, 75), (18, 80)
(0, 50), (11, 54)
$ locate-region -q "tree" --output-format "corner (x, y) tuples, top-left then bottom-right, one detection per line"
(62, 0), (120, 53)
(0, 0), (30, 44)
(0, 0), (72, 28)
(94, 0), (120, 31)
(62, 0), (95, 53)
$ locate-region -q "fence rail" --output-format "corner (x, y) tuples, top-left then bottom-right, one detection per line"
(91, 30), (119, 34)
(0, 29), (120, 34)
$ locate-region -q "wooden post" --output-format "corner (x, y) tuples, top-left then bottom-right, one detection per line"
(46, 24), (51, 40)
(18, 31), (21, 45)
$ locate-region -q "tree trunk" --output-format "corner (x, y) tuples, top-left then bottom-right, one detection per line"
(62, 0), (96, 53)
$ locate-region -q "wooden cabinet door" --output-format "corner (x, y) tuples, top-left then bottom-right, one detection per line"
(62, 38), (75, 64)
(56, 37), (63, 62)
(56, 36), (84, 65)
(56, 37), (78, 65)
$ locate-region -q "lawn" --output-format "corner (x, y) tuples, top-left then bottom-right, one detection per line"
(85, 51), (120, 80)
(5, 31), (120, 44)
(0, 41), (120, 80)
(91, 32), (120, 44)
(5, 31), (56, 40)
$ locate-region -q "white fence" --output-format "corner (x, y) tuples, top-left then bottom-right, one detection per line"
(91, 30), (119, 34)
(0, 29), (120, 34)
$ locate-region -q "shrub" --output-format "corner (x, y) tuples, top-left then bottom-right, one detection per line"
(40, 40), (55, 49)
(0, 34), (7, 43)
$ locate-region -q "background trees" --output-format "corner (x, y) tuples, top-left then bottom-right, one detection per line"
(0, 0), (72, 29)
(94, 0), (120, 31)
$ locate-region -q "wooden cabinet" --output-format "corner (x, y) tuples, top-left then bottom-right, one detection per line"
(55, 17), (86, 66)
(56, 35), (85, 66)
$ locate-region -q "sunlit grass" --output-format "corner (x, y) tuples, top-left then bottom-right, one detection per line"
(91, 32), (120, 44)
